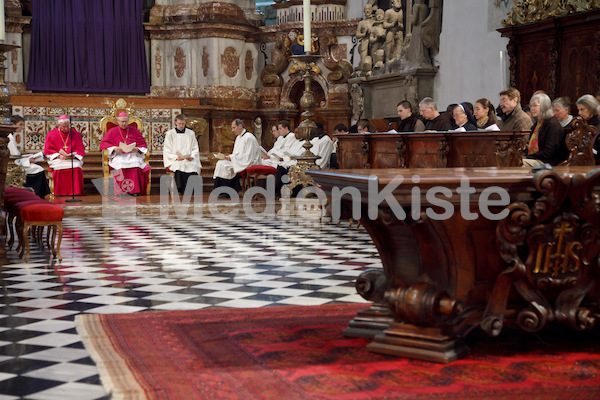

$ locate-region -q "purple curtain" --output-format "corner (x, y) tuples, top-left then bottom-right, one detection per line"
(26, 0), (150, 94)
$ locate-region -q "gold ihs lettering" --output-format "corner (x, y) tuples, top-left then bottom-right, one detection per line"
(532, 222), (582, 276)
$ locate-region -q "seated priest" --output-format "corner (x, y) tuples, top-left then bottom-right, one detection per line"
(163, 114), (202, 193)
(43, 115), (85, 196)
(213, 118), (260, 196)
(100, 112), (150, 196)
(9, 116), (51, 198)
(261, 120), (301, 168)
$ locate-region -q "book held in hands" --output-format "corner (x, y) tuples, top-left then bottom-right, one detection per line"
(119, 142), (136, 153)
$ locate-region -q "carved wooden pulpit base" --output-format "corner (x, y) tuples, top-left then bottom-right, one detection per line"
(309, 167), (600, 363)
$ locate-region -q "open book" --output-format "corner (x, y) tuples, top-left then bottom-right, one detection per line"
(16, 151), (44, 168)
(213, 152), (226, 160)
(119, 142), (136, 153)
(260, 146), (280, 160)
(176, 151), (191, 159)
(59, 149), (74, 157)
(23, 151), (44, 162)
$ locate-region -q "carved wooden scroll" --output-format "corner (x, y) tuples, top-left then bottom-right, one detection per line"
(482, 169), (600, 337)
(564, 116), (597, 166)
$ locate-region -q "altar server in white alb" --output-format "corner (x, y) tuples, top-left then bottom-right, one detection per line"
(163, 114), (202, 193)
(213, 118), (260, 195)
(261, 120), (304, 168)
(310, 122), (335, 169)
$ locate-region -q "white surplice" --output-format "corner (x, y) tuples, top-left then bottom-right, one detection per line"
(107, 147), (147, 170)
(163, 128), (202, 174)
(309, 134), (335, 169)
(9, 133), (45, 175)
(261, 132), (303, 168)
(213, 130), (261, 180)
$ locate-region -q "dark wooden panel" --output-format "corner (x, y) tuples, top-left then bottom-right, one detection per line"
(517, 35), (551, 103)
(499, 9), (600, 108)
(559, 27), (598, 103)
(337, 134), (369, 169)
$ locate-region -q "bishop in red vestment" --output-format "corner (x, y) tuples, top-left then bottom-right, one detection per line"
(43, 115), (85, 196)
(99, 112), (150, 196)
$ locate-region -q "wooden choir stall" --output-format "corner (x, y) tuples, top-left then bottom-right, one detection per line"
(336, 131), (530, 169)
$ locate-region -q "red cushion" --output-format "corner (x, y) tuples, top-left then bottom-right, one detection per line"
(17, 201), (64, 222)
(5, 187), (35, 196)
(6, 194), (40, 204)
(5, 195), (44, 212)
(246, 165), (277, 175)
(5, 191), (39, 201)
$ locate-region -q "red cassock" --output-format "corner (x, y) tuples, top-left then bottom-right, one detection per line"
(99, 125), (150, 195)
(43, 128), (86, 196)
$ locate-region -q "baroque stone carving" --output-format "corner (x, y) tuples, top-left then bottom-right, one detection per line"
(254, 117), (262, 145)
(403, 0), (442, 70)
(404, 75), (418, 110)
(369, 8), (387, 71)
(383, 0), (404, 64)
(155, 47), (162, 79)
(10, 46), (17, 74)
(202, 47), (209, 77)
(350, 83), (364, 122)
(174, 47), (186, 78)
(244, 50), (253, 80)
(503, 0), (600, 27)
(187, 117), (207, 148)
(261, 35), (291, 87)
(356, 3), (375, 75)
(221, 47), (239, 78)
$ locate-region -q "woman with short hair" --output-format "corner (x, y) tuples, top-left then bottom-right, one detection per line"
(522, 93), (567, 167)
(551, 97), (574, 129)
(576, 94), (600, 127)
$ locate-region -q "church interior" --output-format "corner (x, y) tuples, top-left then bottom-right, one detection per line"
(1, 0), (600, 398)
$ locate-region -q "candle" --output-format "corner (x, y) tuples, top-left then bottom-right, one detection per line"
(303, 0), (311, 53)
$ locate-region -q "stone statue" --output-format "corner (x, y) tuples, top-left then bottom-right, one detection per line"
(383, 0), (404, 64)
(423, 0), (443, 61)
(254, 117), (262, 146)
(369, 8), (386, 70)
(403, 0), (442, 69)
(356, 3), (375, 75)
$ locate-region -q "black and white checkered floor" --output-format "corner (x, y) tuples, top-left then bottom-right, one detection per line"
(0, 213), (381, 399)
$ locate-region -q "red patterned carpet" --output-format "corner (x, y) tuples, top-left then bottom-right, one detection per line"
(75, 303), (600, 399)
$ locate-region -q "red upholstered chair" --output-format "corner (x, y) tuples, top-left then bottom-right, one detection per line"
(241, 165), (277, 192)
(15, 200), (64, 262)
(4, 190), (41, 248)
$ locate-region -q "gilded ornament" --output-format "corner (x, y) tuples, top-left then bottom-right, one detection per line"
(503, 0), (600, 27)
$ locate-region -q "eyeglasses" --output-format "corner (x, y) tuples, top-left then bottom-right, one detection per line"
(529, 103), (541, 108)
